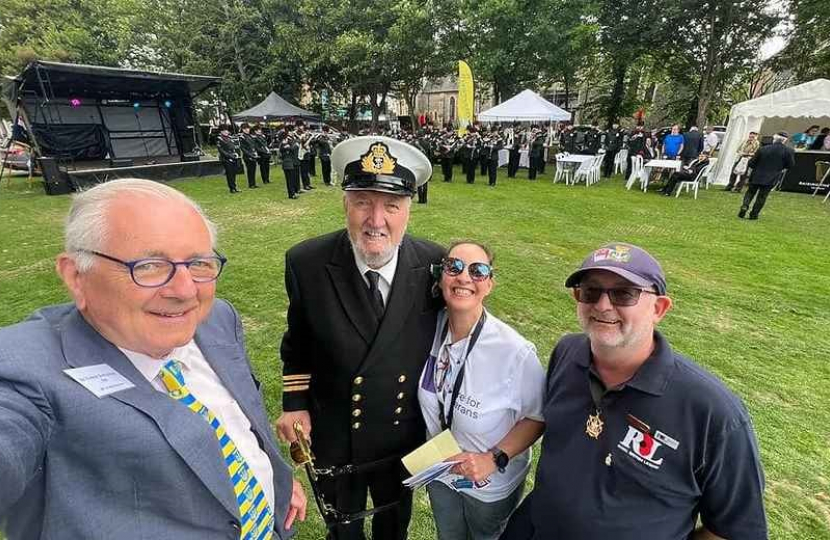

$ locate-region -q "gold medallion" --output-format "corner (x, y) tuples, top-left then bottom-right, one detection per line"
(586, 410), (604, 439)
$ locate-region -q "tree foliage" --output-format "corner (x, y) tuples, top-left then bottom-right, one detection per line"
(0, 0), (797, 129)
(775, 0), (830, 82)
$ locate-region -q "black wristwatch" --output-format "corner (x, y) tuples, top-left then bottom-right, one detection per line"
(491, 448), (509, 473)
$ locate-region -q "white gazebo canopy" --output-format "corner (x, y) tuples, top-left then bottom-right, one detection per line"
(711, 79), (830, 185)
(478, 89), (571, 122)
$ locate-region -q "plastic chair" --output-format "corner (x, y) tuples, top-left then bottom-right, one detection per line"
(589, 153), (604, 186)
(554, 153), (573, 184)
(572, 159), (594, 186)
(626, 155), (643, 190)
(702, 158), (717, 189)
(614, 148), (629, 176)
(676, 164), (711, 199)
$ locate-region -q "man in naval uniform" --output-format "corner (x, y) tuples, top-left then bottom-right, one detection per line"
(275, 136), (444, 540)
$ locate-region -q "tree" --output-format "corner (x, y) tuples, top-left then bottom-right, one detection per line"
(594, 0), (664, 127)
(0, 0), (141, 76)
(387, 0), (450, 128)
(533, 0), (597, 110)
(659, 0), (782, 127)
(775, 0), (830, 82)
(437, 0), (549, 104)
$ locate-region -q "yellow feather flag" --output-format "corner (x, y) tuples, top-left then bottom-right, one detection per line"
(457, 61), (474, 135)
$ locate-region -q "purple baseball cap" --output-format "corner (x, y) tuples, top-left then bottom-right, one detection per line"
(565, 242), (667, 295)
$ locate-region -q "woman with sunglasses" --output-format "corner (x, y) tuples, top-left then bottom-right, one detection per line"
(418, 241), (545, 540)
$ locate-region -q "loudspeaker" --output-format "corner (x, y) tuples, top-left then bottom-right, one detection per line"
(181, 153), (201, 162)
(39, 157), (73, 195)
(109, 158), (134, 168)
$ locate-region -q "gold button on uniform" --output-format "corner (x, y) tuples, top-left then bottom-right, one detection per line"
(398, 375), (407, 383)
(352, 409), (362, 417)
(352, 394), (362, 402)
(352, 422), (361, 429)
(395, 407), (402, 414)
(353, 376), (364, 385)
(397, 392), (405, 400)
(393, 420), (400, 426)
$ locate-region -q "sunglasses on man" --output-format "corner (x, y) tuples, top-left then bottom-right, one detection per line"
(573, 285), (656, 307)
(431, 257), (493, 282)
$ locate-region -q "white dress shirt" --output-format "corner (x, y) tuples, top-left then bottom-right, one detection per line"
(353, 247), (399, 306)
(704, 131), (720, 153)
(120, 340), (275, 513)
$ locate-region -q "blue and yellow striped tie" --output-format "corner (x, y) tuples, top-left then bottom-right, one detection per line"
(160, 360), (275, 540)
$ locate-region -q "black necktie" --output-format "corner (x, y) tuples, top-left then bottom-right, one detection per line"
(365, 270), (385, 318)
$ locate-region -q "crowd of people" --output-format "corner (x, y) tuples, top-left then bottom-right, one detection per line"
(0, 134), (770, 540)
(211, 116), (800, 224)
(791, 124), (830, 150)
(216, 121), (344, 198)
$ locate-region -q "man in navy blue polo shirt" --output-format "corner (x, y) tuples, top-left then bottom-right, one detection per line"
(502, 242), (767, 540)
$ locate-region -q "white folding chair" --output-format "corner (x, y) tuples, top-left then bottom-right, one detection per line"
(554, 153), (573, 184)
(812, 161), (830, 197)
(626, 155), (643, 190)
(676, 164), (711, 199)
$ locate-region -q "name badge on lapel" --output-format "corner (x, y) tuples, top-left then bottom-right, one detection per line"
(64, 364), (135, 398)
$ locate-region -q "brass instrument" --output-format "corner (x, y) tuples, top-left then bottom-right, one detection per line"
(289, 421), (314, 466)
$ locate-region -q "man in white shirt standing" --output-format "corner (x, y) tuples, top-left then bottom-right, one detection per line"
(703, 126), (720, 155)
(0, 178), (306, 539)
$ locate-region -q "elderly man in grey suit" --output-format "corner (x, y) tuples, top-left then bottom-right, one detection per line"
(0, 179), (306, 539)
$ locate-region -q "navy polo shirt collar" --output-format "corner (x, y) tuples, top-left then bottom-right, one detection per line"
(577, 331), (676, 397)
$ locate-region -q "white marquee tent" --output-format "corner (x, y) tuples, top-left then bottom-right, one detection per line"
(478, 89), (571, 122)
(711, 78), (830, 185)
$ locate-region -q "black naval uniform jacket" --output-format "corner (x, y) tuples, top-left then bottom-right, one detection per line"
(280, 230), (444, 468)
(279, 139), (300, 169)
(216, 134), (239, 163)
(240, 133), (258, 161)
(253, 133), (270, 159)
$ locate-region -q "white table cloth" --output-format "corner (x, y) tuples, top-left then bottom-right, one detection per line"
(641, 159), (682, 191)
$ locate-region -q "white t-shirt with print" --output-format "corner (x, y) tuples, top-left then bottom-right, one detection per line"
(417, 309), (545, 503)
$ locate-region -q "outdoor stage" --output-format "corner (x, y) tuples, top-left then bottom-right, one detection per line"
(2, 61), (222, 195)
(61, 156), (224, 190)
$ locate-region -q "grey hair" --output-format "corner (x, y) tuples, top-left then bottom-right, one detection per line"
(773, 133), (787, 144)
(65, 178), (218, 272)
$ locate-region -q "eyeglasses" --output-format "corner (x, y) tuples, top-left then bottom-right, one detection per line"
(83, 250), (227, 288)
(441, 257), (493, 281)
(573, 285), (656, 307)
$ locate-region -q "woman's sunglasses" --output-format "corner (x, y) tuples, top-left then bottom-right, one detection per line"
(439, 257), (493, 281)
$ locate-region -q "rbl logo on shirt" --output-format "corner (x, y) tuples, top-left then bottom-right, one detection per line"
(617, 426), (665, 470)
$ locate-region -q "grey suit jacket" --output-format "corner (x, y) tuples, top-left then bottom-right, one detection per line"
(0, 300), (294, 539)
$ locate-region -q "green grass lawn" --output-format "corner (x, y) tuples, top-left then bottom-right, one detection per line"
(1, 166), (829, 539)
